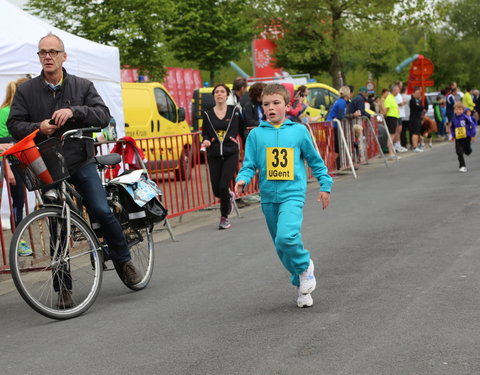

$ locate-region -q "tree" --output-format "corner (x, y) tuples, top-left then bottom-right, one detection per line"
(429, 0), (480, 89)
(250, 0), (429, 88)
(165, 0), (255, 84)
(25, 0), (173, 80)
(343, 27), (406, 89)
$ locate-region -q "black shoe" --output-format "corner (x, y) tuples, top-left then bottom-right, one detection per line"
(121, 260), (142, 285)
(57, 289), (74, 309)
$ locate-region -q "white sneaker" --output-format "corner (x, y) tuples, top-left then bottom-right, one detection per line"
(299, 260), (316, 295)
(387, 154), (402, 160)
(413, 147), (424, 153)
(395, 146), (407, 153)
(297, 288), (313, 308)
(459, 167), (467, 173)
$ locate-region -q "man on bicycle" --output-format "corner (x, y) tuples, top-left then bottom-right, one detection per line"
(7, 33), (142, 308)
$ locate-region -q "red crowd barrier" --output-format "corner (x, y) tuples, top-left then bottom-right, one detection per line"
(309, 122), (337, 173)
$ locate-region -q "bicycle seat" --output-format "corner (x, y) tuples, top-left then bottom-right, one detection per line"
(95, 153), (122, 166)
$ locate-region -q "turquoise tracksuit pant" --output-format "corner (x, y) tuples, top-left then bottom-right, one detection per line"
(261, 200), (311, 286)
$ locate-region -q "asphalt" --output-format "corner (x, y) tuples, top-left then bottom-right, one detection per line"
(2, 141), (480, 375)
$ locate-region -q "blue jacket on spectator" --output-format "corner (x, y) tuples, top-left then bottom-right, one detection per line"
(326, 97), (347, 126)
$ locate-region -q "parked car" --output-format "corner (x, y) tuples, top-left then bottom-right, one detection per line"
(425, 92), (439, 120)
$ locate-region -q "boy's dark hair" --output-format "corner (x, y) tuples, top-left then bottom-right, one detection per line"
(211, 83), (231, 96)
(232, 77), (247, 92)
(261, 83), (290, 104)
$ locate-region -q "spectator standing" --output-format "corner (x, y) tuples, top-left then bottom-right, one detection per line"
(462, 88), (475, 115)
(227, 76), (248, 113)
(433, 95), (446, 139)
(201, 84), (243, 229)
(394, 82), (408, 152)
(243, 82), (266, 132)
(226, 76), (248, 208)
(445, 87), (457, 140)
(0, 78), (30, 238)
(383, 84), (401, 158)
(326, 85), (350, 168)
(473, 89), (480, 121)
(7, 33), (141, 308)
(287, 85), (308, 123)
(409, 87), (425, 152)
(346, 87), (370, 119)
(400, 87), (411, 149)
(450, 102), (476, 172)
(377, 88), (389, 115)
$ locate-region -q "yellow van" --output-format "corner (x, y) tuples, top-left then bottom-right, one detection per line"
(303, 83), (339, 121)
(122, 82), (193, 179)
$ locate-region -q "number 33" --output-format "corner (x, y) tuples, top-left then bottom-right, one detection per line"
(271, 148), (288, 168)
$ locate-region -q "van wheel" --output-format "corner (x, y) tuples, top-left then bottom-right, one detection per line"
(175, 146), (193, 180)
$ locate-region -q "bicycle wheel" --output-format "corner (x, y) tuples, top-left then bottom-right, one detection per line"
(9, 207), (103, 320)
(114, 226), (154, 291)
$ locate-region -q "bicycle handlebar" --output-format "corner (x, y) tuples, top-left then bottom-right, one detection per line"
(60, 127), (102, 142)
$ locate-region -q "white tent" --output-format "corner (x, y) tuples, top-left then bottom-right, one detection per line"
(0, 0), (124, 135)
(0, 0), (125, 228)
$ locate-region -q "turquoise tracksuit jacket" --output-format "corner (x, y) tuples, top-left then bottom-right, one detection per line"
(236, 119), (333, 203)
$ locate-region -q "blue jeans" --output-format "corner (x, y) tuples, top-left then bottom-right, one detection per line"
(68, 163), (131, 264)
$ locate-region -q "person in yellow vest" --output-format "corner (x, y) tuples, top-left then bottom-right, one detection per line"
(383, 84), (401, 159)
(462, 88), (475, 115)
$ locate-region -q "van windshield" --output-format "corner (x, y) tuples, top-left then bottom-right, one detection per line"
(308, 88), (338, 112)
(155, 88), (177, 122)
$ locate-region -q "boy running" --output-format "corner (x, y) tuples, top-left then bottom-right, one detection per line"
(234, 84), (333, 308)
(450, 102), (476, 172)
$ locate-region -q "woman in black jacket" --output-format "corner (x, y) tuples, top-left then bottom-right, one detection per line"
(243, 82), (266, 132)
(201, 84), (244, 229)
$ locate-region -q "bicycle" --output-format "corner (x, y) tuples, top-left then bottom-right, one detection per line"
(5, 128), (155, 320)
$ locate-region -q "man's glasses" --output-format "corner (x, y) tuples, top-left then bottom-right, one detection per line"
(37, 50), (64, 58)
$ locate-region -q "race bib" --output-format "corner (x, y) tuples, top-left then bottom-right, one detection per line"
(266, 147), (294, 180)
(455, 126), (467, 139)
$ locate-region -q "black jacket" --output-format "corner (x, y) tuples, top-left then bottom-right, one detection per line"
(7, 68), (110, 172)
(243, 99), (264, 129)
(346, 94), (370, 119)
(201, 105), (243, 157)
(409, 96), (424, 124)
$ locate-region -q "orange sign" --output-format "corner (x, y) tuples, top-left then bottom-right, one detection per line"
(411, 58), (434, 79)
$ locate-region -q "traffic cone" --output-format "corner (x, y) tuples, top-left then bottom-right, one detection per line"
(1, 129), (54, 185)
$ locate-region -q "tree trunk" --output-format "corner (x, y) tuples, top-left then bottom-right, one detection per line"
(329, 12), (344, 89)
(329, 53), (344, 89)
(209, 70), (215, 86)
